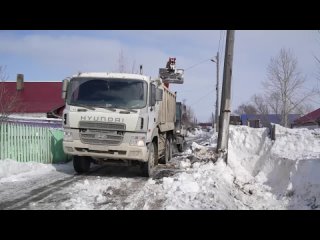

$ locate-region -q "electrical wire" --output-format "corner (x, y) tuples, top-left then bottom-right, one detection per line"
(184, 58), (212, 72)
(189, 89), (215, 106)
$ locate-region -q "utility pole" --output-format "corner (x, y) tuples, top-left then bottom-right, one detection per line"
(216, 30), (235, 164)
(211, 52), (219, 132)
(215, 52), (219, 132)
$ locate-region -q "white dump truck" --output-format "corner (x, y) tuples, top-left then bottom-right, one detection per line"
(62, 70), (183, 177)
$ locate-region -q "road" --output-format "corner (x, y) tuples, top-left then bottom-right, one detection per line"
(0, 132), (212, 210)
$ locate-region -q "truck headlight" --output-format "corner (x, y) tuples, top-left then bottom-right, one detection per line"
(130, 136), (145, 147)
(64, 130), (73, 142)
(176, 130), (181, 134)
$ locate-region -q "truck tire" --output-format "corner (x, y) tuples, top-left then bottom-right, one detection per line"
(160, 136), (172, 164)
(177, 141), (185, 152)
(141, 142), (156, 177)
(167, 136), (173, 162)
(73, 156), (91, 173)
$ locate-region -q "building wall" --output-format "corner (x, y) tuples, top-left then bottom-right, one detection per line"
(292, 123), (319, 130)
(10, 113), (47, 118)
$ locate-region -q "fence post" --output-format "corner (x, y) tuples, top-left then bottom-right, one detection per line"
(271, 124), (276, 141)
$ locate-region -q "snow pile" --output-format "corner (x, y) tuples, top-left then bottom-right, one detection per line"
(1, 124), (320, 209)
(60, 178), (123, 210)
(209, 131), (218, 146)
(0, 159), (72, 183)
(268, 125), (320, 209)
(148, 125), (320, 209)
(273, 125), (320, 160)
(48, 125), (320, 210)
(191, 142), (217, 160)
(0, 159), (54, 181)
(228, 126), (272, 180)
(225, 125), (320, 209)
(187, 128), (205, 137)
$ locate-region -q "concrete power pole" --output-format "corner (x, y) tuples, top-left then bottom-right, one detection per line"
(216, 30), (235, 164)
(211, 52), (220, 133)
(215, 52), (219, 133)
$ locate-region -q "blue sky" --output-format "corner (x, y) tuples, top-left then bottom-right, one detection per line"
(0, 30), (319, 122)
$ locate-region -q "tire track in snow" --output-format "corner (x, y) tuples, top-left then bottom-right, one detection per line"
(0, 165), (105, 210)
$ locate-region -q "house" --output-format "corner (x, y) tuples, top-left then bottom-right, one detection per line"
(292, 108), (320, 129)
(240, 114), (300, 128)
(230, 115), (241, 125)
(0, 74), (64, 118)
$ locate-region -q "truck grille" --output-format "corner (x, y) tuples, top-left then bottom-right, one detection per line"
(81, 138), (121, 145)
(79, 121), (126, 131)
(79, 121), (125, 145)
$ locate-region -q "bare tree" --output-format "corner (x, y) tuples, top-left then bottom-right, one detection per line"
(118, 49), (127, 73)
(0, 66), (21, 122)
(263, 48), (308, 127)
(182, 99), (196, 129)
(117, 50), (139, 74)
(131, 60), (136, 74)
(295, 103), (314, 115)
(251, 94), (269, 115)
(186, 106), (195, 127)
(234, 103), (257, 115)
(314, 31), (320, 93)
(209, 113), (214, 127)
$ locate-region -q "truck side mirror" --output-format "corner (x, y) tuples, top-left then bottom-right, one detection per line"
(62, 79), (69, 100)
(156, 89), (163, 101)
(150, 84), (156, 107)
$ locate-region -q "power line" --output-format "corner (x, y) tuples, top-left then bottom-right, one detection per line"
(184, 58), (212, 72)
(189, 89), (215, 106)
(307, 97), (320, 106)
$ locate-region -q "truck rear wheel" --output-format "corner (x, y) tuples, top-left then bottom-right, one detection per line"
(141, 142), (156, 177)
(165, 136), (173, 163)
(73, 156), (91, 173)
(159, 136), (172, 164)
(177, 140), (185, 152)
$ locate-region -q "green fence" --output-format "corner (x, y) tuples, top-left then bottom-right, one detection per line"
(0, 122), (68, 163)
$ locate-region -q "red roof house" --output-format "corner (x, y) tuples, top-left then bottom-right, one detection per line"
(0, 74), (65, 118)
(293, 108), (320, 128)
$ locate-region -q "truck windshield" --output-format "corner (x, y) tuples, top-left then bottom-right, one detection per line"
(67, 78), (147, 109)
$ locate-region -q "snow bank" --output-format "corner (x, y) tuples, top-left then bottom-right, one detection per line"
(228, 126), (271, 179)
(1, 124), (319, 210)
(273, 125), (320, 160)
(0, 159), (72, 183)
(228, 125), (320, 209)
(187, 128), (205, 137)
(155, 125), (320, 209)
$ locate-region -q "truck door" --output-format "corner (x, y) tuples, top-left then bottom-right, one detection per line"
(147, 83), (158, 142)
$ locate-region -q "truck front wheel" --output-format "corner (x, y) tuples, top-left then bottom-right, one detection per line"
(141, 142), (156, 177)
(73, 156), (91, 173)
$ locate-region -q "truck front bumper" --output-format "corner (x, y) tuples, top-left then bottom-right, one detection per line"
(63, 140), (149, 162)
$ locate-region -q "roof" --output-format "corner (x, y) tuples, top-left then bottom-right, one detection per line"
(72, 72), (151, 81)
(241, 114), (300, 126)
(1, 82), (64, 113)
(294, 108), (320, 125)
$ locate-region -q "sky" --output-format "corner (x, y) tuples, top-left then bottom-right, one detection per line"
(2, 125), (320, 209)
(0, 30), (319, 122)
